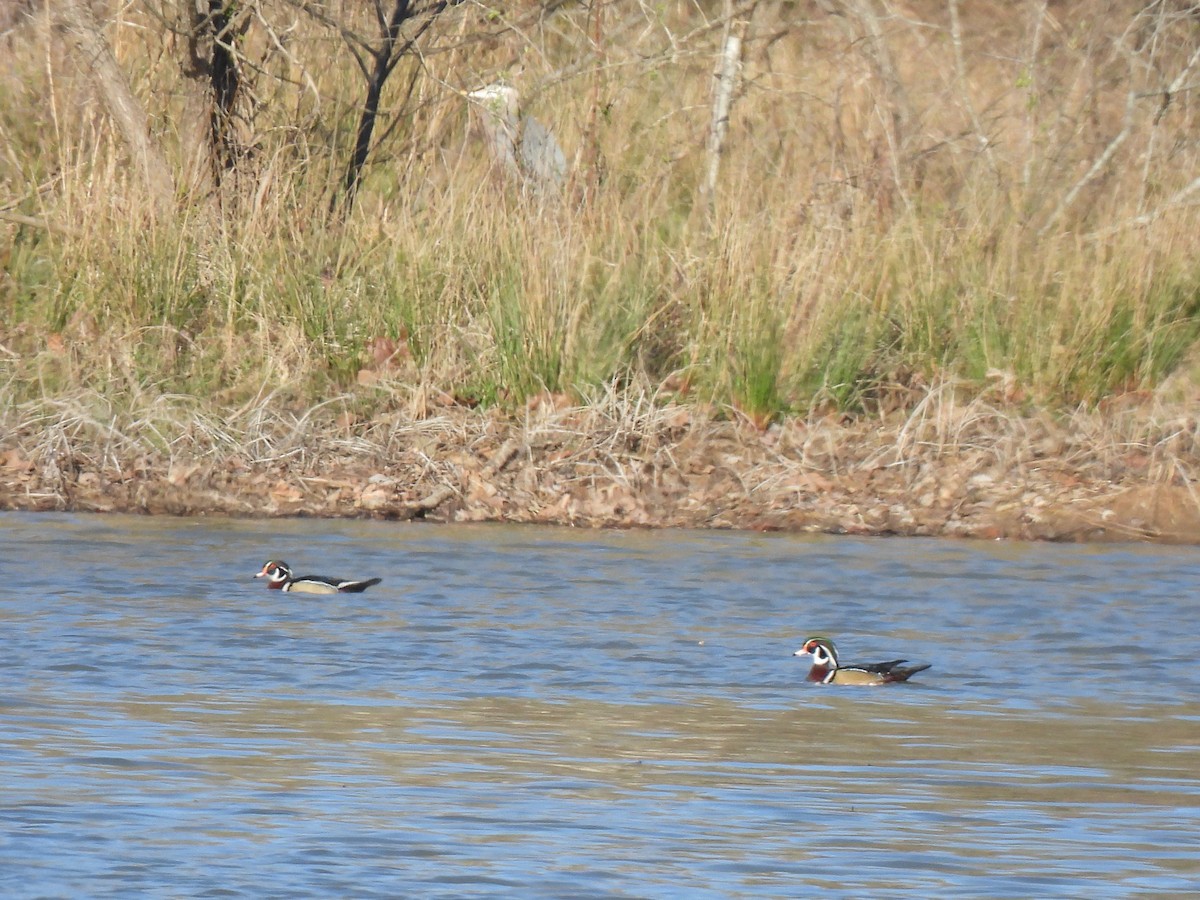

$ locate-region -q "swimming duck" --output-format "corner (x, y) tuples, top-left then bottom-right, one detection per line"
(255, 560), (382, 594)
(794, 635), (930, 685)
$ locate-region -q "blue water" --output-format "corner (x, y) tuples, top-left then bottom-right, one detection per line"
(2, 513), (1198, 897)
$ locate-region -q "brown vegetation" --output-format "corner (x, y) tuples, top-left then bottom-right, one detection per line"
(3, 2), (1200, 540)
(3, 379), (1200, 542)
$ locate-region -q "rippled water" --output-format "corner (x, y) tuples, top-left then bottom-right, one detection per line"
(2, 512), (1199, 897)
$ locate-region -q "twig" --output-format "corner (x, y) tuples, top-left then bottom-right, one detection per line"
(947, 0), (999, 177)
(482, 437), (521, 478)
(1086, 173), (1200, 238)
(1038, 81), (1136, 236)
(0, 209), (80, 236)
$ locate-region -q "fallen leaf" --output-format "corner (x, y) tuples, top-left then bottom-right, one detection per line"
(168, 463), (201, 486)
(365, 331), (412, 371)
(663, 407), (691, 430)
(661, 372), (692, 396)
(526, 391), (573, 414)
(795, 472), (834, 493)
(1, 449), (34, 472)
(358, 486), (391, 510)
(269, 480), (304, 502)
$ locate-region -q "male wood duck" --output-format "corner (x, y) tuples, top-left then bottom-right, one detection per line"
(794, 635), (930, 685)
(255, 560), (382, 594)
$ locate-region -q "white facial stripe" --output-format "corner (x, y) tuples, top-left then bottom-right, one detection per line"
(267, 563), (291, 581)
(810, 643), (836, 667)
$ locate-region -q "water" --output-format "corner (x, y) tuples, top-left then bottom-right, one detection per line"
(2, 512), (1198, 897)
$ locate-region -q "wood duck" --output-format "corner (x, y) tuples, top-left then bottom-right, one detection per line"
(794, 635), (930, 685)
(255, 560), (382, 594)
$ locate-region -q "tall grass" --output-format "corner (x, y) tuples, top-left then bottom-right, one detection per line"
(2, 1), (1199, 429)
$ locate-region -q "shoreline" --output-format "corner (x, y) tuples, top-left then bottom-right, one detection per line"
(6, 0), (1200, 550)
(4, 401), (1199, 544)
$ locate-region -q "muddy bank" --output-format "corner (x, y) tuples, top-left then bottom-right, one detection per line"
(3, 401), (1199, 543)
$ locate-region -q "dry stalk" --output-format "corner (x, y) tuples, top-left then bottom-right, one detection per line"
(947, 0), (999, 177)
(51, 0), (175, 214)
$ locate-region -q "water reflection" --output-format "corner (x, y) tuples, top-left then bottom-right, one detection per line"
(2, 512), (1199, 897)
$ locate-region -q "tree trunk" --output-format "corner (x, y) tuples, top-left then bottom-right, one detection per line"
(53, 0), (175, 215)
(338, 0), (415, 212)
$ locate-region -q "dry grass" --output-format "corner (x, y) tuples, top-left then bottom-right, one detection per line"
(5, 372), (1200, 541)
(3, 1), (1200, 533)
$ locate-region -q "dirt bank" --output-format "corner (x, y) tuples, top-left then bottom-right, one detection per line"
(4, 394), (1200, 543)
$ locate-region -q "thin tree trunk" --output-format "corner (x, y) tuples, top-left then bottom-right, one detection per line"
(338, 0), (414, 212)
(53, 0), (175, 214)
(701, 19), (742, 212)
(208, 0), (248, 177)
(336, 0), (450, 213)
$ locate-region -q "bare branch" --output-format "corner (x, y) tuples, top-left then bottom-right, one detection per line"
(52, 0), (176, 213)
(947, 0), (1000, 177)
